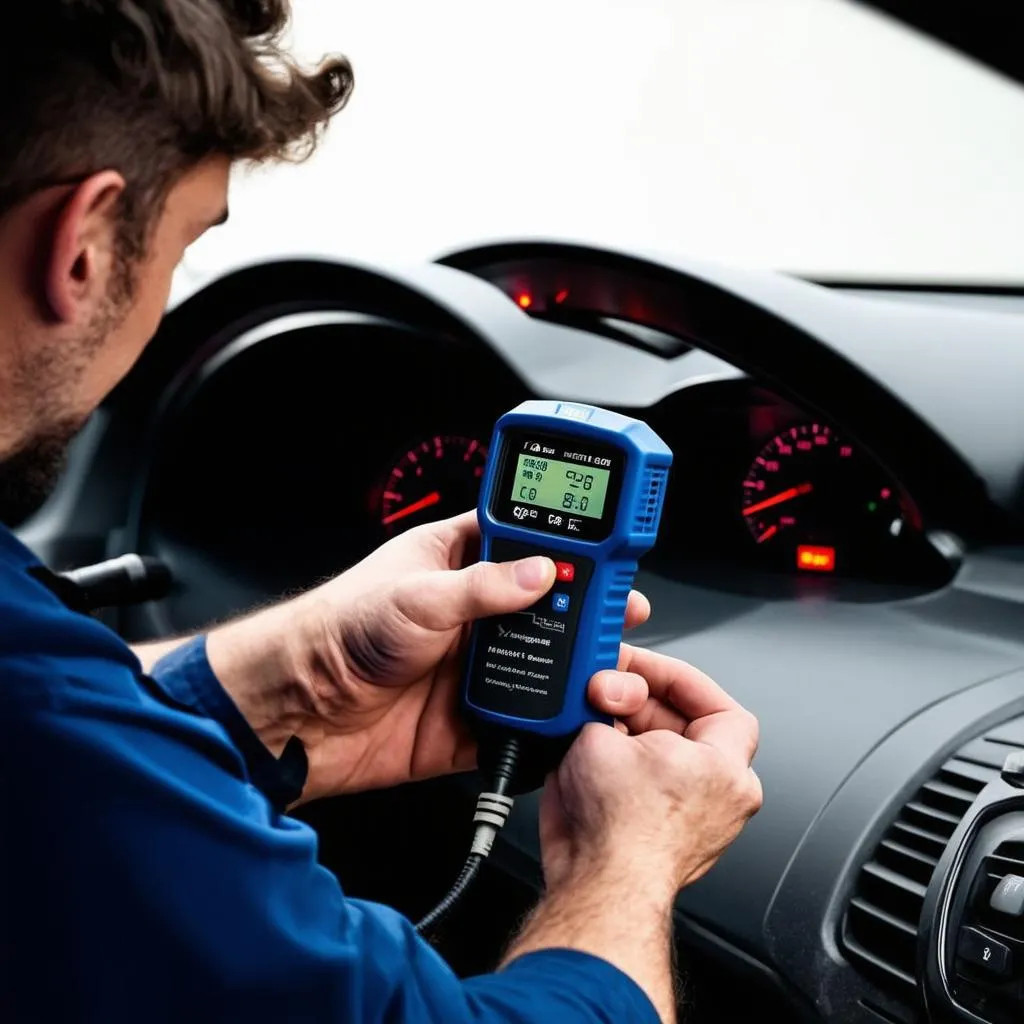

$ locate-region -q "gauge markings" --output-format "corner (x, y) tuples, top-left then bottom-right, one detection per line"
(741, 421), (911, 572)
(380, 434), (489, 535)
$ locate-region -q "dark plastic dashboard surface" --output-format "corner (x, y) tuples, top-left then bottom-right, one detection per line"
(15, 243), (1024, 1022)
(440, 241), (1024, 533)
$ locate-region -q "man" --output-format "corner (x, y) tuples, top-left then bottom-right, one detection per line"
(0, 3), (762, 1022)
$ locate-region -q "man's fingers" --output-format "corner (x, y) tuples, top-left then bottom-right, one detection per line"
(452, 741), (479, 773)
(618, 644), (741, 720)
(588, 671), (649, 718)
(685, 708), (760, 768)
(396, 528), (648, 633)
(615, 644), (758, 759)
(621, 698), (689, 736)
(396, 557), (556, 631)
(624, 590), (651, 630)
(428, 511), (481, 569)
(445, 510), (479, 537)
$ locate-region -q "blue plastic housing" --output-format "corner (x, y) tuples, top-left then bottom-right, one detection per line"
(463, 400), (673, 738)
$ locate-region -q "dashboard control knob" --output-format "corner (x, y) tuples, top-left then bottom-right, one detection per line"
(1000, 751), (1024, 789)
(989, 874), (1024, 918)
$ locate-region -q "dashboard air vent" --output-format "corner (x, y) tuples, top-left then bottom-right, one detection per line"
(986, 839), (1024, 915)
(842, 715), (1024, 999)
(992, 839), (1024, 865)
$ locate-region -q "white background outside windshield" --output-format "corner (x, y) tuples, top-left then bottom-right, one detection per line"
(179, 0), (1024, 289)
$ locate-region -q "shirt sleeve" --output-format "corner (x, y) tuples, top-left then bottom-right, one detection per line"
(2, 657), (658, 1024)
(149, 634), (308, 810)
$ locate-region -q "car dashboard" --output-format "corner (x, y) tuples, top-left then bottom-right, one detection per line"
(20, 239), (1024, 1024)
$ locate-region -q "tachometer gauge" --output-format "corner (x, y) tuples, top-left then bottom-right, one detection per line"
(742, 423), (916, 573)
(381, 435), (488, 535)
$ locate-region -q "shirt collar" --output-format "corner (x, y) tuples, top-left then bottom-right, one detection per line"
(0, 523), (42, 570)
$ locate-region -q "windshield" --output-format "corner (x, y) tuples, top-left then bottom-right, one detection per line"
(182, 0), (1024, 286)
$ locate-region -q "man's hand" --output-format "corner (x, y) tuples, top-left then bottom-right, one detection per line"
(205, 512), (651, 801)
(505, 649), (762, 1023)
(202, 511), (760, 1022)
(543, 648), (761, 893)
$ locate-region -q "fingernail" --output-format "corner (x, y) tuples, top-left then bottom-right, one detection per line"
(604, 676), (624, 703)
(515, 557), (552, 590)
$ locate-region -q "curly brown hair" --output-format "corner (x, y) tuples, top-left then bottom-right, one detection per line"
(2, 0), (352, 262)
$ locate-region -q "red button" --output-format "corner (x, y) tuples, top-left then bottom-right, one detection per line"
(555, 561), (575, 583)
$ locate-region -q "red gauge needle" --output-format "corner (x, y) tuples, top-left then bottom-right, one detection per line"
(382, 491), (442, 526)
(743, 481), (813, 518)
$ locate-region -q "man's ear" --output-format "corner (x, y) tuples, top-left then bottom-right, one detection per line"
(44, 171), (126, 324)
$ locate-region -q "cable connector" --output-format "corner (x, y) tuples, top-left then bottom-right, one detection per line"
(469, 792), (515, 857)
(415, 734), (521, 935)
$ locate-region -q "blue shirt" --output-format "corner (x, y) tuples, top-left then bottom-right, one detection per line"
(0, 525), (656, 1023)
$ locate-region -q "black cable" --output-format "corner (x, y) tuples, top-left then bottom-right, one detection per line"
(414, 853), (485, 935)
(415, 734), (521, 935)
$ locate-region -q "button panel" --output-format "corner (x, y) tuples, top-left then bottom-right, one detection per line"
(959, 927), (1014, 978)
(467, 538), (593, 721)
(941, 815), (1024, 1023)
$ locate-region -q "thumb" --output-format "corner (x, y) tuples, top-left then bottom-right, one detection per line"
(397, 556), (556, 631)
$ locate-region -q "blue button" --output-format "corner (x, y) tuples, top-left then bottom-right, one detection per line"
(552, 593), (571, 613)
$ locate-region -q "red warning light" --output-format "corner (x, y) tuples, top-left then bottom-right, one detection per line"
(554, 289), (570, 304)
(516, 293), (533, 309)
(796, 545), (836, 573)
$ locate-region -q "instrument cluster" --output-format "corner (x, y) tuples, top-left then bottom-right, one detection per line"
(136, 311), (952, 623)
(364, 379), (949, 589)
(648, 381), (953, 589)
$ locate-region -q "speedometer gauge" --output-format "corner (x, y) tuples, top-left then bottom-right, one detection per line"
(381, 435), (488, 535)
(742, 423), (916, 573)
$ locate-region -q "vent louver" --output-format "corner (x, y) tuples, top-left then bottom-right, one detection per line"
(983, 838), (1024, 941)
(841, 715), (1024, 998)
(991, 838), (1024, 867)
